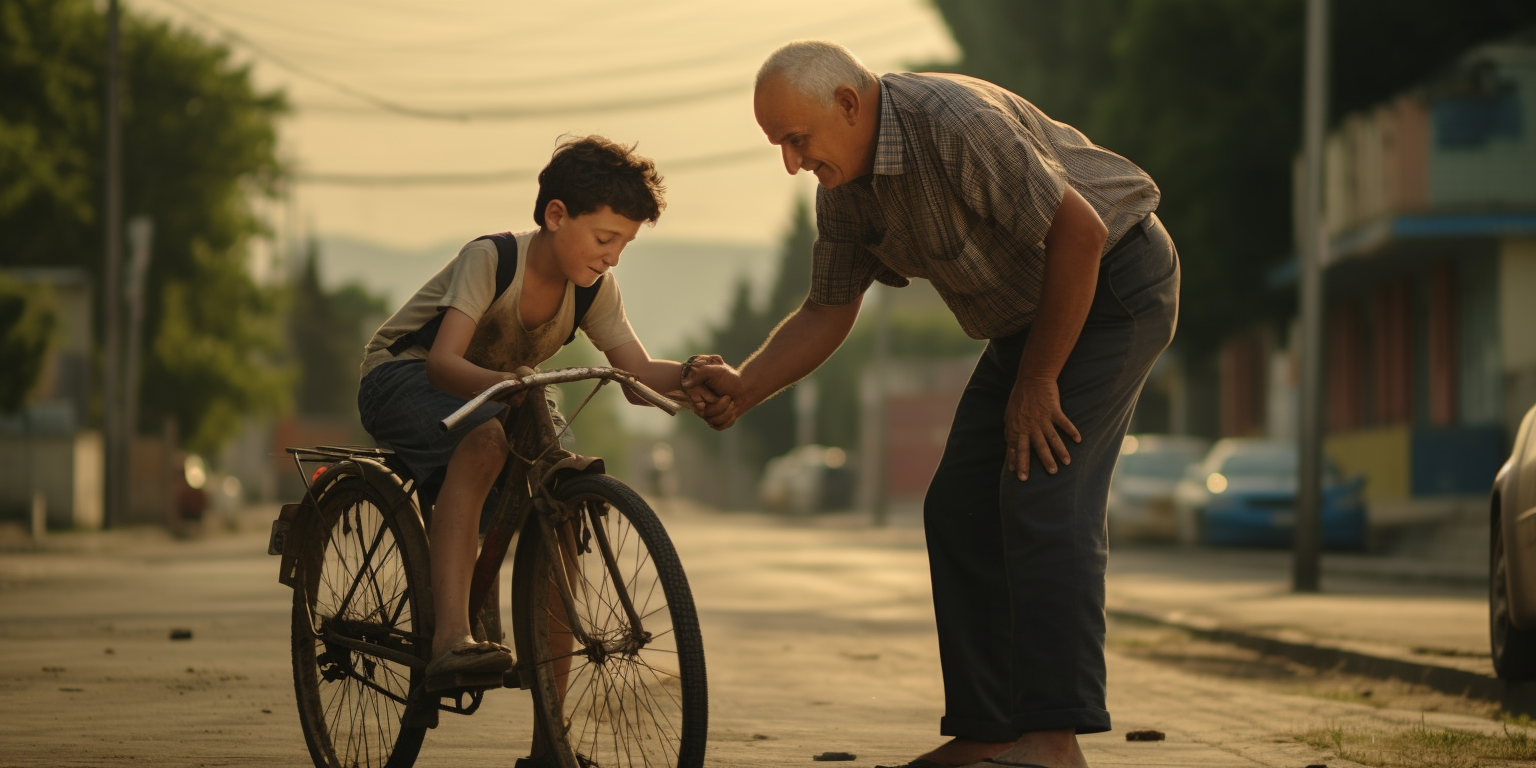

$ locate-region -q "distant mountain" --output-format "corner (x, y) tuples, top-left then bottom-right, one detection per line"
(315, 233), (777, 358)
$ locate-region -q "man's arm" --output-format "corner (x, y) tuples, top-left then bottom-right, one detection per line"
(1006, 184), (1106, 480)
(686, 295), (862, 430)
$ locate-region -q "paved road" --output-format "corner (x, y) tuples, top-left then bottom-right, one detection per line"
(0, 502), (1521, 767)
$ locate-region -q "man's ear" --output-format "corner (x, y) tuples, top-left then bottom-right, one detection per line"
(834, 85), (861, 125)
(543, 199), (569, 231)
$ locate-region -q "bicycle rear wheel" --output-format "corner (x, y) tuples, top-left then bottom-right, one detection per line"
(292, 469), (432, 768)
(515, 474), (708, 768)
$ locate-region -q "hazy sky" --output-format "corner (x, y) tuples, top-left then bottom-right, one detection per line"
(132, 0), (959, 251)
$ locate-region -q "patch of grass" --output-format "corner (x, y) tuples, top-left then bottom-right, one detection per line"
(1498, 712), (1535, 729)
(1298, 717), (1536, 767)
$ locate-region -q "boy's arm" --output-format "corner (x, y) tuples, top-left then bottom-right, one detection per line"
(425, 307), (514, 399)
(603, 340), (685, 406)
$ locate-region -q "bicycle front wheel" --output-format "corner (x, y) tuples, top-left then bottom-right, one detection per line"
(292, 470), (432, 768)
(516, 474), (708, 768)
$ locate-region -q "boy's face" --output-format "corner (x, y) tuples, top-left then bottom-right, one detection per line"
(546, 203), (642, 287)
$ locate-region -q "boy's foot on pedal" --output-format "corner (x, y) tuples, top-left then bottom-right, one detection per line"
(424, 639), (512, 692)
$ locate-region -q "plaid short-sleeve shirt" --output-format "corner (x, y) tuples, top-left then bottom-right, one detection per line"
(810, 73), (1161, 340)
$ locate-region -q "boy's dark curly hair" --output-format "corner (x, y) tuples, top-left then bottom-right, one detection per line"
(533, 135), (666, 227)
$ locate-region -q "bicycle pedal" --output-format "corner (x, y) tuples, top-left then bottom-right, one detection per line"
(426, 670), (505, 694)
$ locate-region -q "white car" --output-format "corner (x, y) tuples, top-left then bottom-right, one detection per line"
(1106, 434), (1208, 542)
(1492, 401), (1536, 680)
(757, 444), (853, 515)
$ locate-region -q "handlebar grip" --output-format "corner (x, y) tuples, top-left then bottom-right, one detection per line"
(440, 378), (519, 432)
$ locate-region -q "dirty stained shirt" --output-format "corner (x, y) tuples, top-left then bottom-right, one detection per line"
(810, 72), (1161, 340)
(358, 229), (637, 379)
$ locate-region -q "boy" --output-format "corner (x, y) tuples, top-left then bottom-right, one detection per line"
(356, 135), (686, 687)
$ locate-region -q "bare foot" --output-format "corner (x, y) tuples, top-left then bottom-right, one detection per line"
(914, 738), (1012, 767)
(980, 729), (1088, 768)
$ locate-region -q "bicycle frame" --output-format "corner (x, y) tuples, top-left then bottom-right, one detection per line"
(276, 367), (683, 690)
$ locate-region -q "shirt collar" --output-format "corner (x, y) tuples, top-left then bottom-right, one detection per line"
(872, 78), (904, 176)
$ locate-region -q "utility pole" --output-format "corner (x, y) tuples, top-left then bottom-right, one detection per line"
(125, 216), (154, 462)
(103, 0), (124, 528)
(1294, 0), (1329, 593)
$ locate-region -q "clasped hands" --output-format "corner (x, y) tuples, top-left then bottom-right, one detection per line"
(678, 354), (744, 430)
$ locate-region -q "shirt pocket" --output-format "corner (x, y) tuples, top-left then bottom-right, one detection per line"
(864, 224), (925, 278)
(932, 217), (1016, 296)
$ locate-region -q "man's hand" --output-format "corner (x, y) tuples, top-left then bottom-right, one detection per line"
(1005, 376), (1081, 481)
(680, 354), (744, 430)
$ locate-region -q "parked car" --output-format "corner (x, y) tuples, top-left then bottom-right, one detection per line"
(1491, 401), (1536, 680)
(1172, 438), (1367, 549)
(758, 444), (855, 514)
(1107, 434), (1209, 542)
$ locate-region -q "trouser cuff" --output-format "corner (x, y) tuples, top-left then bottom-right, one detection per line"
(1014, 707), (1112, 735)
(940, 715), (1019, 743)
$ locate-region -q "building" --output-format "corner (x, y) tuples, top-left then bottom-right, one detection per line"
(1214, 37), (1536, 527)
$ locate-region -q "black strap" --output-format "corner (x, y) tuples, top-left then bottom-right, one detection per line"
(386, 232), (602, 356)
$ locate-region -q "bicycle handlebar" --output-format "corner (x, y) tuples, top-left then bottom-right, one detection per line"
(440, 366), (683, 432)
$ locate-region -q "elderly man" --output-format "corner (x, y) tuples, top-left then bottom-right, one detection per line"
(685, 41), (1178, 768)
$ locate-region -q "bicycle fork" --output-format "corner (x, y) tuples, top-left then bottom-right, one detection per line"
(534, 494), (650, 655)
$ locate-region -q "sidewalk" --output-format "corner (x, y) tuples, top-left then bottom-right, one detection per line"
(1103, 541), (1536, 713)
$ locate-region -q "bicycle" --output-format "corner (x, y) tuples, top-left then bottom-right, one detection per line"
(268, 366), (708, 768)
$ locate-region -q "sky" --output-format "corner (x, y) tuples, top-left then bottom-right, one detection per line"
(130, 0), (960, 252)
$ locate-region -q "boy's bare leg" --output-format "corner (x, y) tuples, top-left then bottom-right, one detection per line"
(429, 419), (508, 659)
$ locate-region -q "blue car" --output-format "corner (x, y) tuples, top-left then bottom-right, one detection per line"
(1172, 438), (1367, 550)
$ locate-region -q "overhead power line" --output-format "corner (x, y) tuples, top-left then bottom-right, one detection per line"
(294, 81), (747, 120)
(151, 0), (939, 121)
(157, 0), (745, 121)
(297, 147), (770, 186)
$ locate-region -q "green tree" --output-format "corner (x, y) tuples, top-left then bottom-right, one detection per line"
(0, 275), (55, 414)
(676, 196), (818, 468)
(0, 0), (290, 453)
(288, 239), (388, 420)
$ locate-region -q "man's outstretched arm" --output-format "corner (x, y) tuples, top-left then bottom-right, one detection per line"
(685, 295), (862, 430)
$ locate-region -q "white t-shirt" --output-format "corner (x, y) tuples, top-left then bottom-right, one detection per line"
(359, 229), (637, 379)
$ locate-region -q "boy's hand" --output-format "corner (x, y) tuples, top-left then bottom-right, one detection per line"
(681, 355), (742, 430)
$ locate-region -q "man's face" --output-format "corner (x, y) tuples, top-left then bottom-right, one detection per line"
(549, 203), (641, 287)
(754, 75), (873, 189)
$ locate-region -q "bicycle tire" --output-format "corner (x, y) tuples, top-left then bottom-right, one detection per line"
(292, 469), (433, 768)
(514, 474), (708, 768)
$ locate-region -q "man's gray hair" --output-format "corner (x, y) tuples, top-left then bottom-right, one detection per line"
(756, 40), (877, 108)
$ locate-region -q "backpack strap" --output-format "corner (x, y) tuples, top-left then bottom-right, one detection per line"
(565, 275), (604, 346)
(386, 232), (604, 354)
(386, 232), (518, 356)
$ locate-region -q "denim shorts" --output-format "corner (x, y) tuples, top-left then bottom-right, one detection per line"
(356, 359), (507, 488)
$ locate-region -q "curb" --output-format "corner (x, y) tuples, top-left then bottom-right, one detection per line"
(1107, 605), (1536, 716)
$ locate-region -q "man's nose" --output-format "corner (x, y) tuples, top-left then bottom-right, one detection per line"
(781, 145), (802, 175)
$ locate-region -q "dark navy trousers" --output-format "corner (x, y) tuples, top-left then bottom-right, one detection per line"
(924, 214), (1179, 739)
